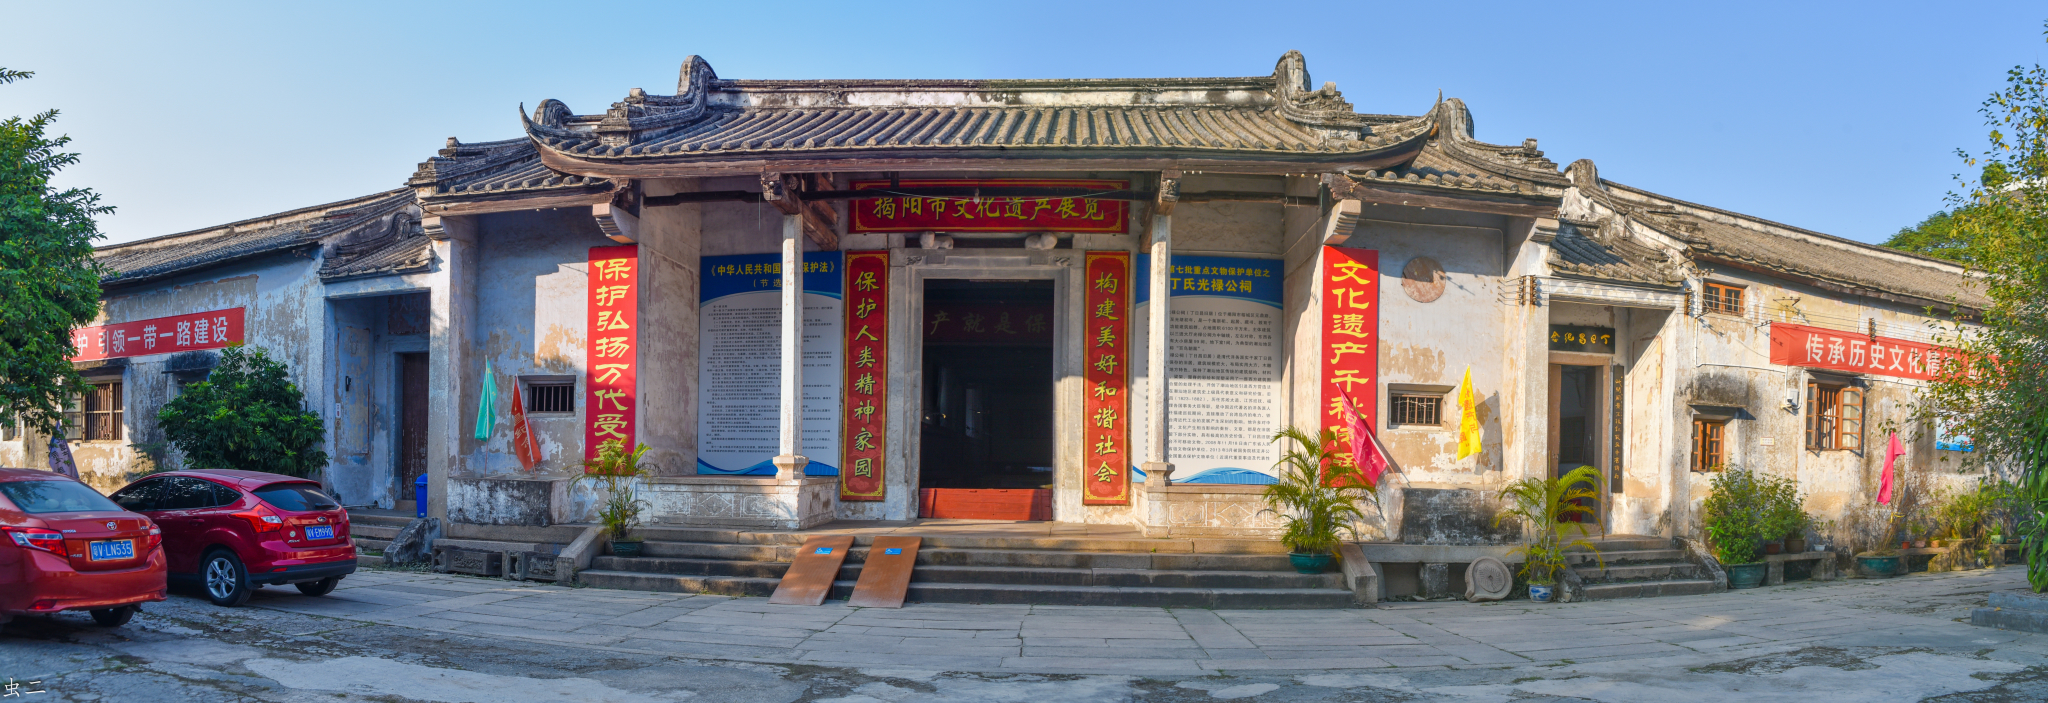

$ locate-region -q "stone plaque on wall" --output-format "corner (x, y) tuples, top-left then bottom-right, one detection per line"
(1548, 325), (1615, 354)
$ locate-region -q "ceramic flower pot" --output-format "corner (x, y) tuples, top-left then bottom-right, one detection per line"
(1785, 538), (1807, 553)
(1763, 541), (1782, 555)
(1858, 555), (1903, 578)
(610, 540), (644, 558)
(1726, 562), (1767, 589)
(1528, 584), (1555, 603)
(1288, 552), (1333, 575)
(1915, 540), (1928, 549)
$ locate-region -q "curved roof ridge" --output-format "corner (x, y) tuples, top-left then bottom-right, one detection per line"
(1598, 179), (1972, 274)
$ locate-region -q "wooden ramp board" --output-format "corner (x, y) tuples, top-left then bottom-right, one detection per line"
(768, 535), (855, 606)
(846, 536), (922, 608)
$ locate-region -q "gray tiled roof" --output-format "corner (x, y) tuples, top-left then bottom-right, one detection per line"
(409, 137), (610, 198)
(1548, 221), (1683, 288)
(317, 207), (432, 282)
(97, 190), (411, 287)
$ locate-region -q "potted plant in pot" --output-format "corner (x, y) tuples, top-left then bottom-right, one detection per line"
(1261, 427), (1378, 575)
(1701, 466), (1770, 588)
(1761, 473), (1807, 554)
(1492, 465), (1604, 603)
(581, 439), (652, 557)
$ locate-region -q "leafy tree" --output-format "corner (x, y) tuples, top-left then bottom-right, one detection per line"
(0, 68), (111, 435)
(157, 345), (328, 477)
(1884, 208), (1978, 264)
(1918, 22), (2048, 591)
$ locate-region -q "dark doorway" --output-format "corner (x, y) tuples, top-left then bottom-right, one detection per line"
(1550, 364), (1602, 524)
(918, 280), (1054, 519)
(397, 352), (429, 506)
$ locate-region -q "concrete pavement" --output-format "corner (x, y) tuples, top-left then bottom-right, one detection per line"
(4, 565), (2048, 701)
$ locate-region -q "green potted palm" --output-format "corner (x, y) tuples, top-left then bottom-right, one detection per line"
(581, 440), (652, 557)
(1261, 427), (1378, 574)
(1493, 466), (1604, 602)
(1702, 466), (1771, 588)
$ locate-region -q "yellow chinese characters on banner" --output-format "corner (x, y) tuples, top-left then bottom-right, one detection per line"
(840, 252), (889, 500)
(586, 246), (638, 462)
(1082, 251), (1132, 505)
(1319, 246), (1378, 477)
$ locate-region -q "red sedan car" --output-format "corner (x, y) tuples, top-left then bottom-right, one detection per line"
(0, 468), (167, 627)
(110, 470), (355, 607)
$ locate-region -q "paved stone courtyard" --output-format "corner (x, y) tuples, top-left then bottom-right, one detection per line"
(6, 566), (2048, 701)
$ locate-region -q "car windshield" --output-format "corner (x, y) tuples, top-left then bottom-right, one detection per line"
(0, 479), (122, 514)
(253, 483), (339, 512)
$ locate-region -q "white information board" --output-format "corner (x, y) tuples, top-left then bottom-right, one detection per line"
(696, 252), (843, 475)
(1130, 255), (1284, 484)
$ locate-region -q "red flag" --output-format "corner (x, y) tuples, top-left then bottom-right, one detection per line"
(510, 384), (543, 471)
(1878, 432), (1903, 504)
(1339, 391), (1387, 487)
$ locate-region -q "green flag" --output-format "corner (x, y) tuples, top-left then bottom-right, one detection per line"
(474, 359), (498, 441)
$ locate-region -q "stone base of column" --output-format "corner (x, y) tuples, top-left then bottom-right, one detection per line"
(1142, 461), (1175, 487)
(772, 455), (810, 481)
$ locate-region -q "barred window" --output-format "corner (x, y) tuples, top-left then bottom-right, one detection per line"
(1703, 282), (1745, 315)
(1806, 382), (1863, 451)
(1691, 419), (1726, 472)
(527, 382), (575, 414)
(64, 382), (123, 442)
(1389, 393), (1442, 426)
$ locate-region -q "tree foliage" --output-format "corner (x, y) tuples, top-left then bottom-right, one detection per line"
(1493, 466), (1603, 585)
(1917, 22), (2048, 592)
(1261, 426), (1377, 555)
(0, 67), (111, 435)
(1884, 208), (1979, 265)
(157, 345), (328, 477)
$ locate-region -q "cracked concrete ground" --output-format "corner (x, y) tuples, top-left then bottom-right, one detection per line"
(5, 567), (2048, 702)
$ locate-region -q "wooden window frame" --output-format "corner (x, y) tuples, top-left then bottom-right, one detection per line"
(1691, 418), (1727, 472)
(64, 381), (124, 442)
(1703, 281), (1745, 316)
(1805, 381), (1863, 451)
(1388, 393), (1443, 427)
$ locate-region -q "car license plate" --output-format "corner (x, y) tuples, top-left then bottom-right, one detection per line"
(305, 525), (334, 540)
(89, 540), (135, 561)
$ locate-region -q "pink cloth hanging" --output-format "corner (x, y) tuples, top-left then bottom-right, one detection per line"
(1878, 432), (1903, 504)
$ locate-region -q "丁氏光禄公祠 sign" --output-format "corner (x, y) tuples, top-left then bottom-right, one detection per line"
(1767, 322), (1961, 382)
(587, 246), (638, 462)
(849, 179), (1128, 234)
(1129, 254), (1284, 485)
(840, 251), (888, 501)
(70, 308), (245, 361)
(1082, 251), (1132, 505)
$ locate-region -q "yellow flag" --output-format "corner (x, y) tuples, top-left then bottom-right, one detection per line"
(1456, 365), (1481, 460)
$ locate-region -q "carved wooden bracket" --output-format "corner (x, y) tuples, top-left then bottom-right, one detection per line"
(760, 171), (840, 250)
(1320, 199), (1363, 245)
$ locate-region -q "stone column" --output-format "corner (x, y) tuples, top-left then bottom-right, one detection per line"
(422, 214), (478, 521)
(773, 214), (809, 480)
(1143, 214), (1175, 486)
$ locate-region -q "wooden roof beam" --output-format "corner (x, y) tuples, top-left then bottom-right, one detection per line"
(761, 172), (839, 250)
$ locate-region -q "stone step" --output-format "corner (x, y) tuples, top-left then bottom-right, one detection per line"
(638, 540), (788, 561)
(587, 556), (1340, 590)
(1565, 549), (1689, 566)
(1574, 562), (1703, 583)
(630, 525), (1286, 555)
(1580, 579), (1717, 600)
(347, 510), (415, 528)
(574, 570), (1351, 609)
(435, 538), (560, 554)
(1566, 537), (1675, 553)
(631, 540), (1294, 571)
(357, 554), (386, 568)
(354, 538), (391, 553)
(589, 555), (789, 579)
(352, 524), (402, 540)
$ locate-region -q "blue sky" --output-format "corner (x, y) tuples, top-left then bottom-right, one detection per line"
(5, 1), (2044, 245)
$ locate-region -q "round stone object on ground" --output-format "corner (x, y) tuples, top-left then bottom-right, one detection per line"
(1466, 556), (1512, 601)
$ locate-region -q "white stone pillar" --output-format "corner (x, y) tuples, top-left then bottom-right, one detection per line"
(773, 214), (809, 480)
(1143, 214), (1175, 486)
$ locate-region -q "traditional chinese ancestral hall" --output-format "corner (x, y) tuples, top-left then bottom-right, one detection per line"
(9, 52), (1988, 603)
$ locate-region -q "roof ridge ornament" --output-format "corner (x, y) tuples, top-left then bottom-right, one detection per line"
(1271, 50), (1366, 135)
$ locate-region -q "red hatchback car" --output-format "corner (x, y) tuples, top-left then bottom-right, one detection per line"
(110, 470), (355, 607)
(0, 468), (167, 627)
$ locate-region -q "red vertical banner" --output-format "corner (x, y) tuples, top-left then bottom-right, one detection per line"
(841, 252), (890, 500)
(1082, 251), (1132, 505)
(1320, 246), (1379, 473)
(586, 245), (639, 462)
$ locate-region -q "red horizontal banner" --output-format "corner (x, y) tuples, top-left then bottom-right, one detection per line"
(71, 308), (246, 361)
(1768, 322), (1960, 381)
(849, 179), (1129, 234)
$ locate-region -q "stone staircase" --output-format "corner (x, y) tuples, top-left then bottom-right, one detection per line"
(349, 509), (412, 568)
(577, 526), (1355, 609)
(1567, 535), (1716, 600)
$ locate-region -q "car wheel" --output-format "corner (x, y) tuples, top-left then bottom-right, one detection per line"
(89, 607), (134, 627)
(202, 550), (253, 607)
(295, 576), (341, 597)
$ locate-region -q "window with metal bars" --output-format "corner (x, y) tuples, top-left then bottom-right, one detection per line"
(1806, 381), (1863, 451)
(1388, 393), (1442, 426)
(1691, 419), (1726, 472)
(527, 382), (575, 413)
(63, 381), (123, 441)
(1703, 281), (1745, 315)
